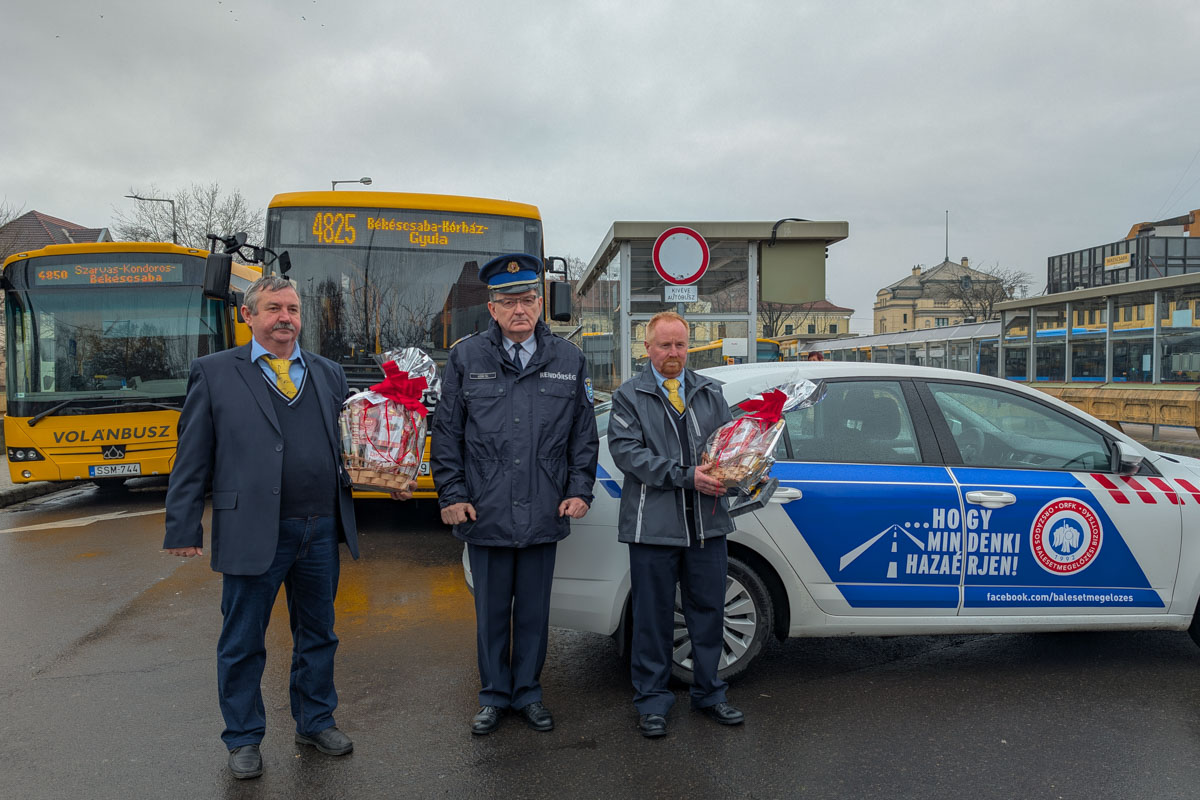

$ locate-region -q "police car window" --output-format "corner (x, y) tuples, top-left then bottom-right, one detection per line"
(926, 382), (1111, 471)
(781, 380), (919, 464)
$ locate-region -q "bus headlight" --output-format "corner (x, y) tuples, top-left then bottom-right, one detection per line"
(8, 448), (45, 462)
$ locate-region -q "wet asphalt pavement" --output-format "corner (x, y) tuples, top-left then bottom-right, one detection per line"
(4, 484), (1200, 799)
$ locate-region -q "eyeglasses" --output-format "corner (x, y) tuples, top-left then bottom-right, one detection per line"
(493, 296), (540, 310)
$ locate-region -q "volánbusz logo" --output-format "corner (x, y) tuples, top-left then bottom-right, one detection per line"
(51, 425), (171, 444)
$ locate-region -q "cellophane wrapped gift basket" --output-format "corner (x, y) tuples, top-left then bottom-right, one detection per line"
(338, 347), (439, 492)
(700, 374), (825, 493)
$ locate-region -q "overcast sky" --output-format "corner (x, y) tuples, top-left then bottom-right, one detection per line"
(4, 0), (1199, 332)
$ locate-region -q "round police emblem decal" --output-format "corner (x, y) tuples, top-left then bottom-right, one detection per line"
(1030, 498), (1102, 574)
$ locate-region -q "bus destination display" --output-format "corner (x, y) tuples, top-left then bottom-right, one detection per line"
(33, 261), (185, 287)
(310, 210), (491, 248)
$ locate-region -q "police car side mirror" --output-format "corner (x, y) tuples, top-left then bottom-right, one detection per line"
(1112, 440), (1144, 475)
(548, 281), (572, 322)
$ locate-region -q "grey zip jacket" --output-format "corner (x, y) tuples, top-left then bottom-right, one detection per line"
(608, 366), (735, 546)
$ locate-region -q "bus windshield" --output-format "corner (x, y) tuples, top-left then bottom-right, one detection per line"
(266, 198), (543, 383)
(5, 256), (226, 416)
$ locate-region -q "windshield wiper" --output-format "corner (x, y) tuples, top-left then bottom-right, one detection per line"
(27, 400), (183, 427)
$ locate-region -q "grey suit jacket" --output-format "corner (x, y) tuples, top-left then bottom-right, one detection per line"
(163, 343), (358, 575)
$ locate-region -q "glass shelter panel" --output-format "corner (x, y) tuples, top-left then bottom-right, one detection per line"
(1070, 297), (1108, 381)
(1002, 309), (1030, 380)
(1034, 304), (1067, 382)
(627, 240), (750, 315)
(577, 252), (621, 395)
(1112, 291), (1155, 383)
(1159, 286), (1200, 383)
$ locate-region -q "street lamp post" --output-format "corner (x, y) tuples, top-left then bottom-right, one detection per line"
(125, 194), (178, 245)
(331, 177), (373, 191)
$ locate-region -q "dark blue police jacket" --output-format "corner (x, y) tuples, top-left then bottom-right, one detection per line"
(431, 318), (599, 548)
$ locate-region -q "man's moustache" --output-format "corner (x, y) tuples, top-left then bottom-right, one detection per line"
(272, 323), (295, 332)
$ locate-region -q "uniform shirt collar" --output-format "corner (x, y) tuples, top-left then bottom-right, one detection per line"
(250, 339), (304, 365)
(502, 335), (537, 358)
(650, 365), (684, 395)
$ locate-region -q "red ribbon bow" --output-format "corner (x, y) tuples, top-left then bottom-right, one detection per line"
(736, 389), (787, 426)
(370, 361), (429, 417)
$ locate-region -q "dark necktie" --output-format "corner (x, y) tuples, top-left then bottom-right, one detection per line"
(510, 343), (523, 370)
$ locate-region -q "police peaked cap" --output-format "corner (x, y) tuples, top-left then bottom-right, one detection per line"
(479, 253), (542, 294)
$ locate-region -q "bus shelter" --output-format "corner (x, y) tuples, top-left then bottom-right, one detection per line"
(574, 220), (848, 392)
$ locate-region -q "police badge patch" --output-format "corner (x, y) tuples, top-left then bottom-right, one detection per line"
(584, 377), (594, 404)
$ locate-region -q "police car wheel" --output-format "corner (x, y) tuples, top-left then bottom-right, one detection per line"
(670, 556), (774, 684)
(1188, 601), (1200, 649)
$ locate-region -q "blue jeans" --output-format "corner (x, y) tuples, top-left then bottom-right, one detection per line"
(217, 516), (340, 749)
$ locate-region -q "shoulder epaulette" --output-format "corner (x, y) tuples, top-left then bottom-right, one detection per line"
(449, 332), (478, 349)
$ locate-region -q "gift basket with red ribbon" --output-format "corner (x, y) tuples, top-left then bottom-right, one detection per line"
(338, 347), (439, 492)
(701, 374), (825, 493)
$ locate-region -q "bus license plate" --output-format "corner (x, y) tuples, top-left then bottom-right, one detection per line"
(419, 461), (430, 476)
(89, 464), (142, 477)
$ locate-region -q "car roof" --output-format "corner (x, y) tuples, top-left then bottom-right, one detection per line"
(694, 361), (1147, 449)
(696, 361), (1017, 399)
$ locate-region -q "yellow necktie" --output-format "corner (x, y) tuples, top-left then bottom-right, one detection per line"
(664, 378), (685, 413)
(264, 356), (297, 399)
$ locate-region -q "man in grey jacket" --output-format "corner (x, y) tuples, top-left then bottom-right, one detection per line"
(608, 311), (745, 738)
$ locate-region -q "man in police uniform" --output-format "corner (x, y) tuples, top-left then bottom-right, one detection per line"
(431, 253), (599, 735)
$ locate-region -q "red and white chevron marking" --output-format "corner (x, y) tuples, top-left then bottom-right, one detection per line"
(1090, 473), (1200, 505)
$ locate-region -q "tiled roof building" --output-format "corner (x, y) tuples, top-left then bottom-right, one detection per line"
(0, 210), (112, 258)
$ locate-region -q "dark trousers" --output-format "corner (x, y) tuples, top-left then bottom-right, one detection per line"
(628, 536), (729, 715)
(217, 516), (340, 749)
(468, 542), (557, 710)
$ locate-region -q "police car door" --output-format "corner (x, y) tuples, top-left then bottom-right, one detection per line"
(919, 380), (1180, 617)
(761, 379), (967, 616)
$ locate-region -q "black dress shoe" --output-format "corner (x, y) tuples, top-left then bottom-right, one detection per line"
(295, 726), (354, 755)
(700, 702), (745, 726)
(516, 701), (554, 732)
(228, 744), (263, 779)
(637, 713), (667, 738)
(472, 705), (503, 735)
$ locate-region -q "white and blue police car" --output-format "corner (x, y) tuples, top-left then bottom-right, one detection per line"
(465, 361), (1200, 682)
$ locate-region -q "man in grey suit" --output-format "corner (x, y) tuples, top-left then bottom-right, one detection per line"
(163, 274), (413, 780)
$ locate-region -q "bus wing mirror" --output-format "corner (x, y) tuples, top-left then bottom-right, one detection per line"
(544, 255), (567, 277)
(548, 280), (572, 322)
(203, 252), (233, 300)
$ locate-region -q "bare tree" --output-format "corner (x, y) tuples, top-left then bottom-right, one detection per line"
(758, 300), (819, 338)
(563, 256), (588, 281)
(933, 264), (1032, 321)
(112, 183), (264, 253)
(0, 198), (27, 262)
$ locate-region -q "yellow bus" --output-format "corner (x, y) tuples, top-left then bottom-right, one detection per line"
(686, 338), (783, 370)
(2, 242), (258, 485)
(263, 191), (568, 499)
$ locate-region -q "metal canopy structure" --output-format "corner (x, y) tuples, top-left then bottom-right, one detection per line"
(575, 220), (848, 389)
